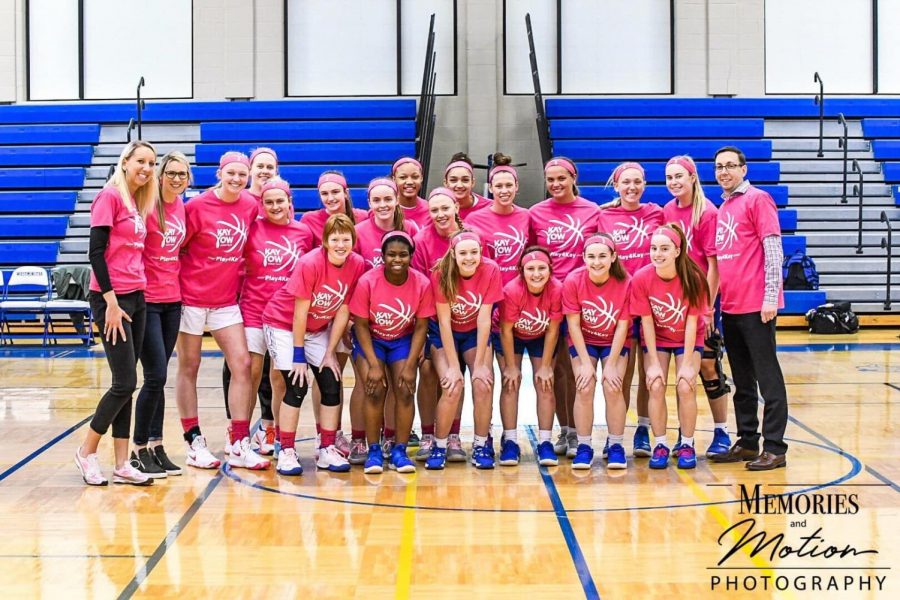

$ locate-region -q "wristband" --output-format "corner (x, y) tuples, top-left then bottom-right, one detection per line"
(293, 346), (307, 364)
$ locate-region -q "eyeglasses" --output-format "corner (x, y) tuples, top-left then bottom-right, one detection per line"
(714, 163), (743, 172)
(164, 171), (189, 180)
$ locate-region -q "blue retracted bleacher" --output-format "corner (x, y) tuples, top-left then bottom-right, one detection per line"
(553, 140), (772, 161)
(201, 121), (415, 142)
(0, 168), (85, 189)
(0, 146), (94, 167)
(195, 142), (413, 164)
(579, 184), (788, 207)
(861, 118), (900, 138)
(0, 242), (59, 265)
(0, 192), (77, 214)
(871, 141), (900, 160)
(292, 188), (367, 211)
(779, 209), (797, 233)
(0, 217), (68, 238)
(0, 124), (101, 145)
(781, 290), (826, 315)
(879, 163), (900, 182)
(193, 164), (391, 188)
(549, 119), (765, 139)
(546, 98), (900, 119)
(577, 161), (781, 184)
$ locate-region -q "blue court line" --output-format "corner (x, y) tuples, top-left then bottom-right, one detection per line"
(117, 471), (224, 599)
(887, 383), (900, 393)
(0, 414), (92, 484)
(525, 426), (600, 600)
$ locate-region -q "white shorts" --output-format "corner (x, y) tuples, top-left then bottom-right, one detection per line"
(245, 327), (267, 355)
(179, 305), (243, 335)
(263, 324), (351, 371)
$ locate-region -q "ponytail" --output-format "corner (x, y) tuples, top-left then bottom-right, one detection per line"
(666, 223), (709, 309)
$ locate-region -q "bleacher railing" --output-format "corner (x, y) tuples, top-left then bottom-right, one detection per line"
(837, 112), (848, 204)
(136, 76), (145, 141)
(527, 13), (552, 166)
(126, 118), (136, 143)
(881, 211), (894, 310)
(852, 159), (864, 254)
(415, 15), (437, 190)
(813, 72), (824, 158)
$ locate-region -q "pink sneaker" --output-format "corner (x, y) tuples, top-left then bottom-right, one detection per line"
(334, 431), (352, 458)
(112, 462), (153, 486)
(74, 448), (107, 486)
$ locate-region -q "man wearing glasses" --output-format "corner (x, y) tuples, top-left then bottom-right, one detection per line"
(710, 146), (788, 471)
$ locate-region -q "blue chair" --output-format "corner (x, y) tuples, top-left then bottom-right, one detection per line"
(0, 266), (51, 345)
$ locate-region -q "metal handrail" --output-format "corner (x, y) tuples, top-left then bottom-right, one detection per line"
(136, 76), (145, 140)
(415, 15), (435, 145)
(813, 72), (824, 158)
(880, 211), (893, 310)
(852, 159), (864, 254)
(526, 13), (552, 165)
(420, 68), (437, 190)
(126, 118), (136, 143)
(837, 113), (848, 203)
(415, 15), (437, 189)
(106, 165), (115, 181)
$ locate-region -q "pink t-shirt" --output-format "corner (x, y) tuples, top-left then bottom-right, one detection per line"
(239, 219), (311, 327)
(89, 187), (147, 295)
(300, 207), (369, 247)
(629, 264), (706, 348)
(399, 197), (432, 229)
(500, 277), (563, 340)
(716, 185), (784, 314)
(354, 217), (420, 271)
(179, 189), (259, 308)
(411, 224), (453, 274)
(597, 203), (665, 275)
(663, 198), (718, 274)
(431, 258), (504, 333)
(529, 196), (600, 280)
(263, 248), (365, 333)
(143, 197), (185, 303)
(465, 206), (532, 285)
(458, 193), (493, 221)
(562, 267), (631, 347)
(349, 267), (435, 341)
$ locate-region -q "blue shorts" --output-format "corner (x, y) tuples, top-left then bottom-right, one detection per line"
(427, 319), (480, 355)
(569, 345), (629, 361)
(352, 333), (412, 364)
(491, 332), (550, 358)
(642, 345), (704, 356)
(631, 316), (641, 340)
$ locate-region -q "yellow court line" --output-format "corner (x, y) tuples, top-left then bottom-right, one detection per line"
(394, 470), (418, 600)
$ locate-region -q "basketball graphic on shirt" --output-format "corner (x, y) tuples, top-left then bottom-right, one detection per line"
(311, 280), (349, 317)
(258, 235), (302, 273)
(544, 215), (586, 251)
(649, 293), (687, 332)
(451, 291), (483, 322)
(611, 216), (652, 251)
(368, 250), (384, 269)
(677, 219), (694, 252)
(716, 213), (738, 251)
(515, 307), (551, 336)
(159, 216), (186, 251)
(374, 298), (415, 337)
(581, 297), (620, 333)
(209, 214), (250, 253)
(492, 225), (528, 265)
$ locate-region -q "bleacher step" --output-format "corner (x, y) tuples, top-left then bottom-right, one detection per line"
(773, 150), (875, 159)
(795, 207), (900, 219)
(820, 287), (900, 302)
(820, 273), (897, 285)
(779, 172), (885, 183)
(796, 219), (900, 231)
(787, 183), (890, 196)
(806, 245), (895, 257)
(786, 195), (896, 207)
(764, 120), (863, 137)
(93, 143), (196, 159)
(100, 124), (200, 143)
(803, 231), (897, 245)
(771, 139), (870, 152)
(806, 257), (897, 272)
(777, 160), (881, 174)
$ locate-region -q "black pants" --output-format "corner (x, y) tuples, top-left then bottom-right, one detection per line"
(88, 291), (146, 439)
(222, 354), (274, 420)
(133, 301), (181, 445)
(722, 311), (789, 455)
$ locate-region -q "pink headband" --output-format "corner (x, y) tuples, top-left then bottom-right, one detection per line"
(583, 234), (616, 254)
(666, 157), (696, 175)
(392, 157), (423, 175)
(260, 180), (292, 197)
(653, 227), (682, 248)
(381, 229), (415, 250)
(521, 250), (550, 266)
(451, 231), (481, 248)
(318, 173), (348, 189)
(489, 165), (518, 183)
(368, 177), (398, 195)
(544, 158), (577, 177)
(219, 152), (251, 170)
(428, 187), (456, 201)
(250, 147), (278, 165)
(444, 160), (474, 177)
(612, 162), (645, 184)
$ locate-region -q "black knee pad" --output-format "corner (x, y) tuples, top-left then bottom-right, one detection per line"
(702, 330), (731, 399)
(313, 366), (342, 407)
(279, 370), (307, 408)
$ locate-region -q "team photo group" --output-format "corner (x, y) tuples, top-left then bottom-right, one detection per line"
(73, 140), (790, 487)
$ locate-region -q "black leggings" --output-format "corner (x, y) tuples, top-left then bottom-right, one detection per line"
(223, 354), (274, 420)
(133, 301), (181, 445)
(88, 291), (146, 439)
(280, 364), (341, 408)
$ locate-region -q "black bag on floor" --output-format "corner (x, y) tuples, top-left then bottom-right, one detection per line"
(805, 301), (859, 334)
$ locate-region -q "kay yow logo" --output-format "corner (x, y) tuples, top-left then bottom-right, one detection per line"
(716, 213), (739, 251)
(611, 216), (651, 251)
(649, 293), (686, 328)
(208, 214), (249, 253)
(581, 297), (619, 331)
(258, 236), (302, 272)
(160, 216), (185, 250)
(492, 226), (528, 263)
(451, 291), (483, 321)
(544, 215), (586, 251)
(373, 298), (414, 335)
(515, 307), (550, 335)
(311, 281), (349, 316)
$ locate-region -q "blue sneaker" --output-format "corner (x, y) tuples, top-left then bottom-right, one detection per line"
(671, 441), (686, 461)
(648, 444), (670, 469)
(633, 425), (652, 457)
(705, 428), (732, 458)
(390, 444), (416, 473)
(425, 446), (447, 470)
(537, 441), (558, 466)
(677, 445), (697, 469)
(498, 439), (520, 466)
(572, 444), (594, 470)
(606, 443), (627, 469)
(601, 437), (610, 459)
(364, 444), (384, 474)
(471, 445), (495, 469)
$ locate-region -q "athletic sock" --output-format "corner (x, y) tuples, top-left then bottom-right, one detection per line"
(383, 428), (395, 439)
(539, 429), (552, 443)
(655, 436), (668, 447)
(503, 429), (518, 443)
(714, 422), (728, 433)
(180, 417), (199, 433)
(422, 424), (435, 436)
(352, 429), (366, 441)
(434, 437), (448, 449)
(280, 431), (295, 450)
(577, 435), (592, 446)
(473, 434), (488, 448)
(231, 420), (250, 442)
(609, 434), (625, 446)
(681, 436), (695, 448)
(320, 429), (337, 448)
(450, 419), (461, 435)
(637, 417), (651, 428)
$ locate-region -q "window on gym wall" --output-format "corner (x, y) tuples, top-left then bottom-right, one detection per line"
(27, 0), (193, 101)
(286, 0), (456, 97)
(503, 0), (673, 95)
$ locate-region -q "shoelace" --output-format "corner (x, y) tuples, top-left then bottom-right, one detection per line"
(653, 447), (668, 459)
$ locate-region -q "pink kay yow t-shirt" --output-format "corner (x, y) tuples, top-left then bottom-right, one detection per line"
(561, 267), (631, 347)
(89, 187), (147, 295)
(349, 267), (435, 341)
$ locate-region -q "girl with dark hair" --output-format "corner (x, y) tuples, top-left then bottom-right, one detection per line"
(629, 224), (710, 470)
(443, 152), (492, 220)
(391, 157), (431, 228)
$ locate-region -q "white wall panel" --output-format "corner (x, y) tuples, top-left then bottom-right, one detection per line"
(28, 0), (80, 100)
(877, 0), (900, 93)
(504, 0), (557, 94)
(400, 0), (455, 95)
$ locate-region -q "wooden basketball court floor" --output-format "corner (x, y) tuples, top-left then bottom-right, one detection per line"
(0, 329), (898, 599)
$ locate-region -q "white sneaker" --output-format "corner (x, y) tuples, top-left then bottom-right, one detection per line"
(74, 448), (108, 486)
(112, 462), (153, 486)
(224, 426), (233, 455)
(251, 426), (275, 456)
(335, 431), (351, 457)
(186, 436), (221, 469)
(316, 445), (351, 472)
(276, 448), (303, 476)
(228, 437), (270, 470)
(566, 431), (578, 458)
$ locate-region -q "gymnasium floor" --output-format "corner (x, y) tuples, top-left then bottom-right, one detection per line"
(0, 329), (897, 598)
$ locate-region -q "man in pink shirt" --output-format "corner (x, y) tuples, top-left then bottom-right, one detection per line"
(711, 146), (788, 471)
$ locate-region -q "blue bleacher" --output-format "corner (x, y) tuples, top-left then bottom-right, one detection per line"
(580, 184), (788, 207)
(0, 217), (68, 238)
(0, 146), (94, 167)
(546, 98), (900, 119)
(550, 119), (765, 139)
(0, 168), (85, 189)
(0, 192), (77, 214)
(779, 209), (797, 233)
(201, 121), (415, 142)
(195, 142), (412, 165)
(0, 242), (59, 265)
(193, 164), (391, 188)
(577, 161), (780, 184)
(291, 188), (366, 211)
(553, 140), (772, 161)
(0, 124), (101, 145)
(782, 290), (826, 315)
